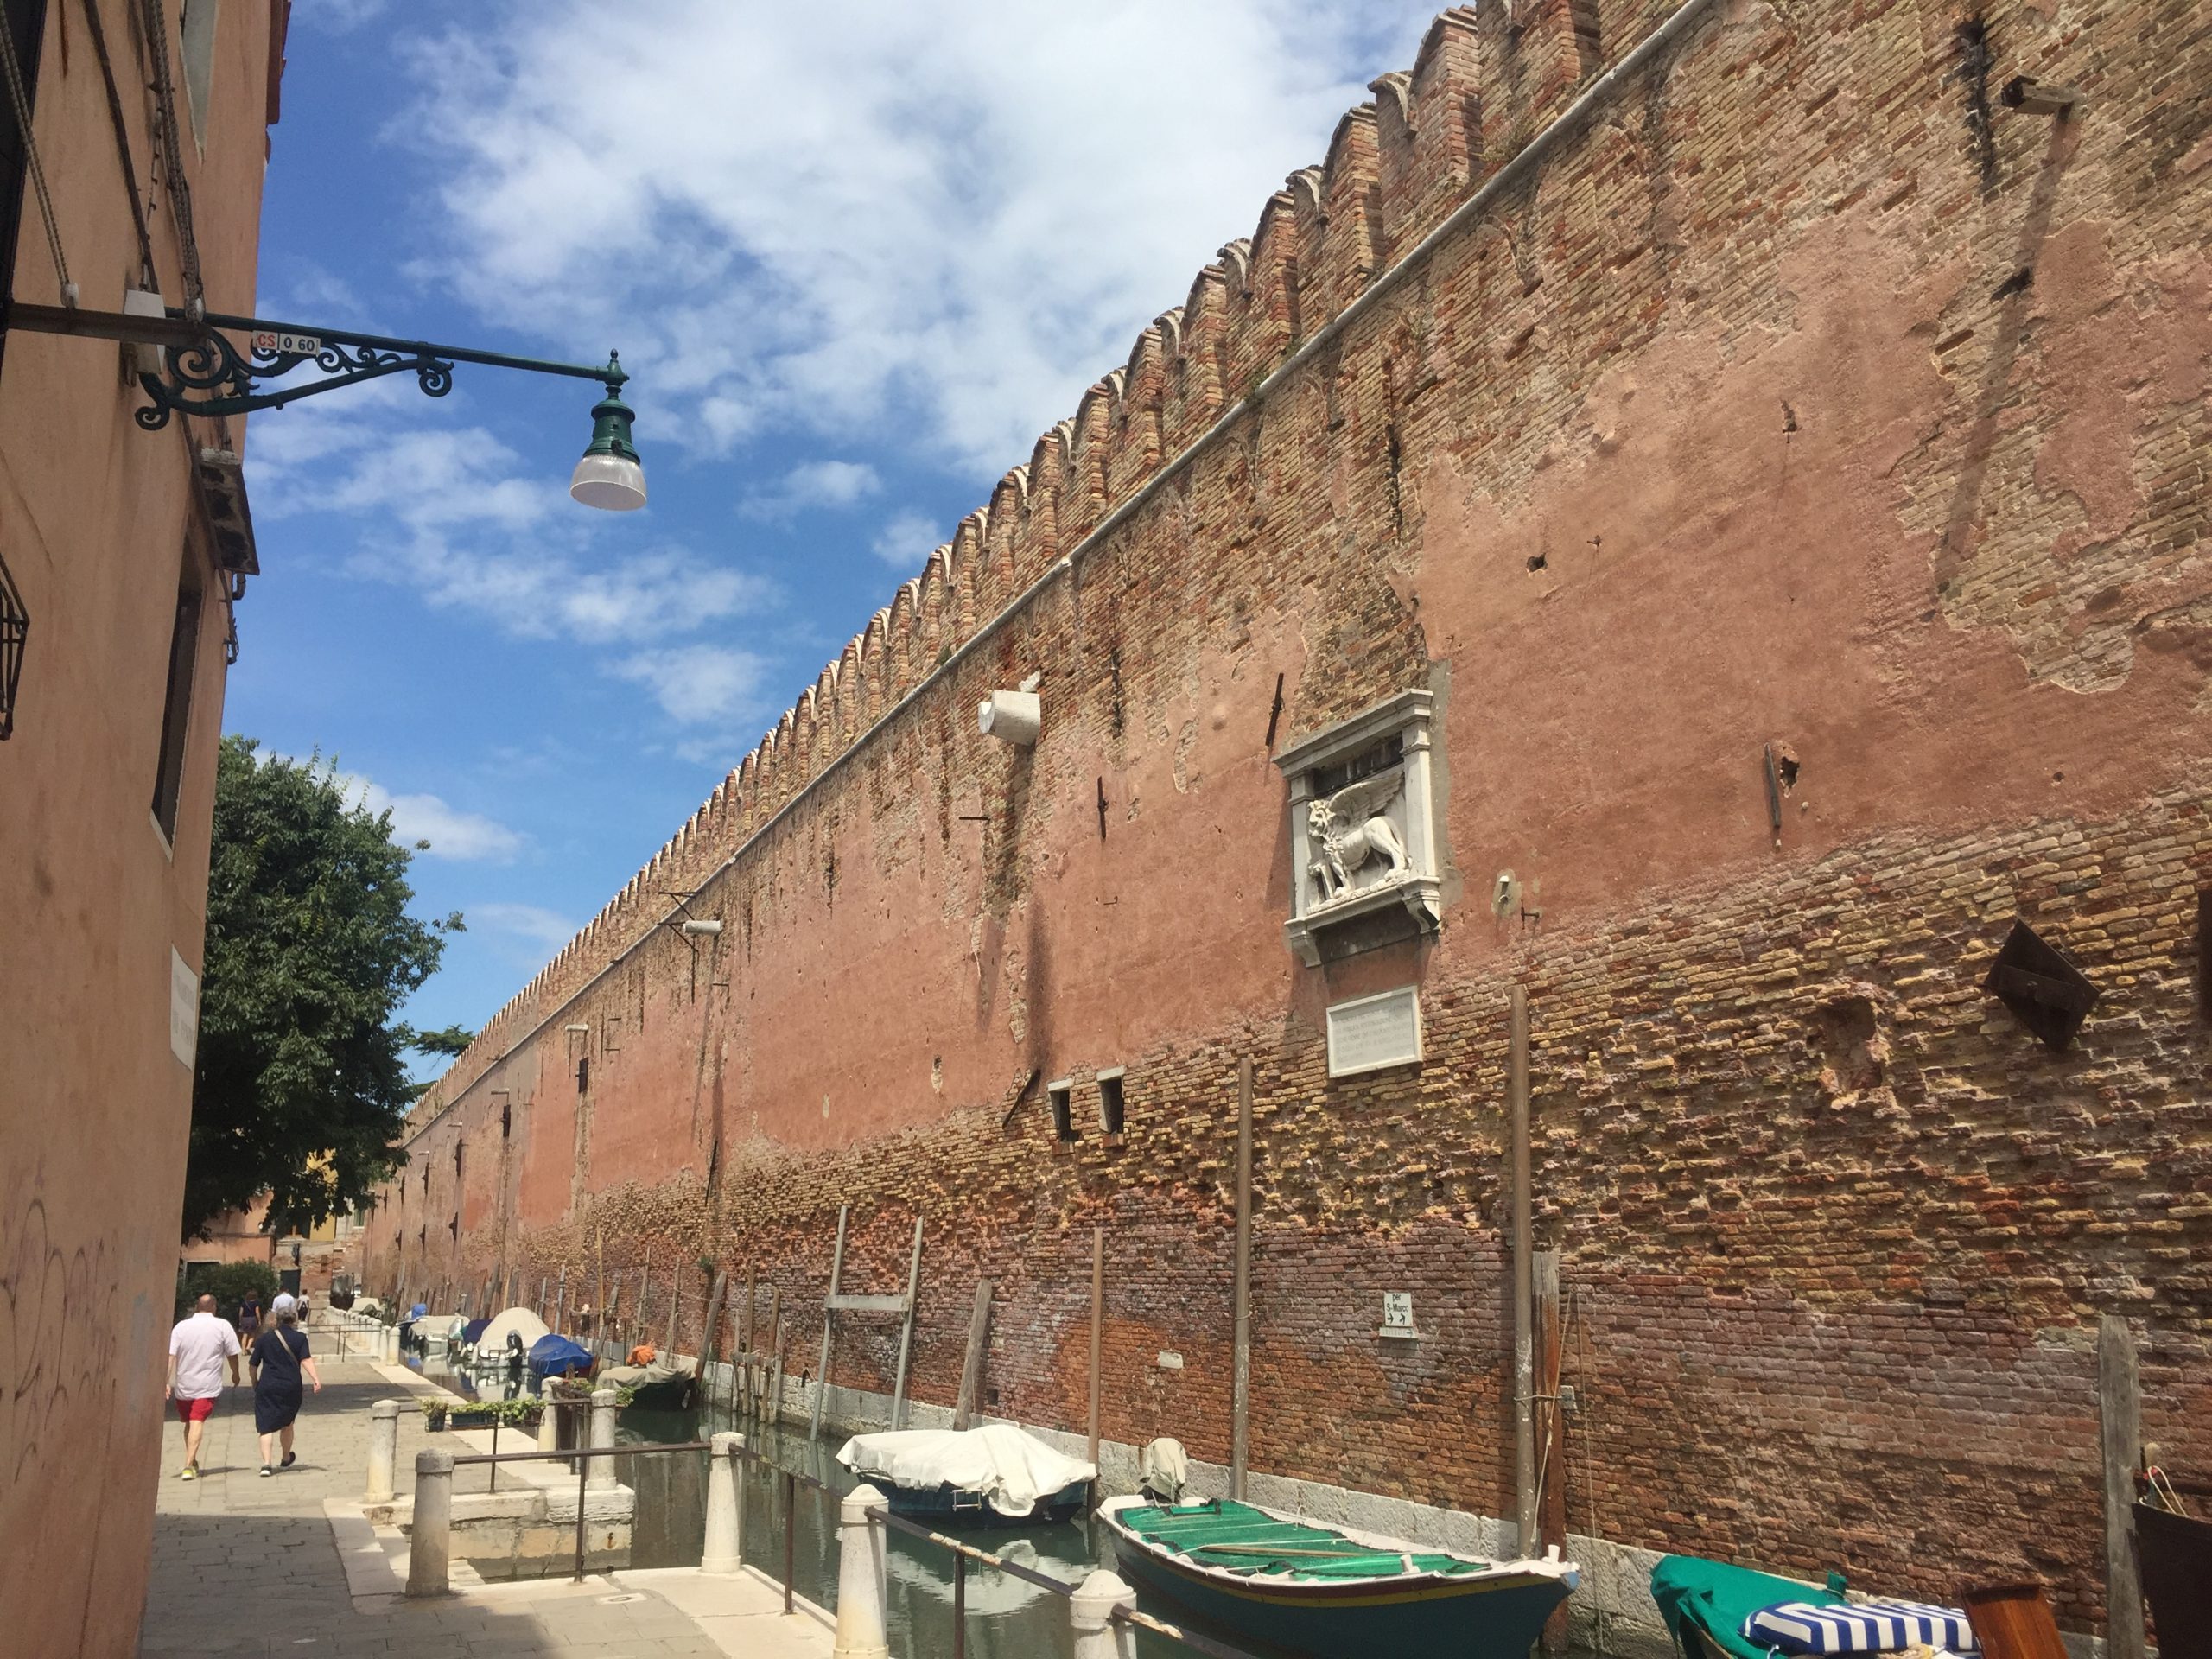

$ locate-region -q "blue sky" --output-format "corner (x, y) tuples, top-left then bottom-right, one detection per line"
(235, 0), (1440, 1049)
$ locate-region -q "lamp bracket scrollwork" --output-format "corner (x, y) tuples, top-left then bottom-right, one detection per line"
(136, 322), (457, 429)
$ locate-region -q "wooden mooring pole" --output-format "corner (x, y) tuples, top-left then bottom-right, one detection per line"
(2100, 1313), (2145, 1659)
(954, 1280), (993, 1432)
(1510, 984), (1538, 1556)
(1535, 1249), (1567, 1651)
(701, 1268), (728, 1399)
(1088, 1225), (1103, 1471)
(812, 1205), (849, 1441)
(1231, 1056), (1253, 1503)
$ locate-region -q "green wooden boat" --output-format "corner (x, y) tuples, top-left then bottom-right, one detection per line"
(1099, 1495), (1577, 1659)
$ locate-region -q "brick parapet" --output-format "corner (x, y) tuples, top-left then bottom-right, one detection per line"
(414, 0), (1744, 1119)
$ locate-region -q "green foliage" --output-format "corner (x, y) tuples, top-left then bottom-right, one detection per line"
(421, 1395), (547, 1429)
(176, 1260), (280, 1324)
(405, 1023), (476, 1057)
(182, 737), (465, 1241)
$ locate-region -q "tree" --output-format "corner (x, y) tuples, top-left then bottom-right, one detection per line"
(182, 736), (465, 1240)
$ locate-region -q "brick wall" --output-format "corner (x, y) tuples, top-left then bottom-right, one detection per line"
(365, 0), (2212, 1629)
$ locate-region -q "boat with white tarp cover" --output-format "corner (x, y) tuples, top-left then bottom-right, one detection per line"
(836, 1425), (1096, 1524)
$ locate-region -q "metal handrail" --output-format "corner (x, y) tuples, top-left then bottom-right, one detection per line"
(869, 1504), (1266, 1659)
(448, 1440), (715, 1465)
(708, 1431), (1267, 1659)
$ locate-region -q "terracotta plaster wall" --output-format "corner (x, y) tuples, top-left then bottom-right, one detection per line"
(0, 5), (284, 1655)
(370, 0), (2212, 1624)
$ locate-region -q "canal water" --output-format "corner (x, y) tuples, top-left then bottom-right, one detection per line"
(423, 1355), (1320, 1659)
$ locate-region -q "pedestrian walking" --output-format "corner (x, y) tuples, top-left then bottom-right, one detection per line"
(166, 1294), (242, 1479)
(248, 1300), (321, 1475)
(237, 1289), (263, 1349)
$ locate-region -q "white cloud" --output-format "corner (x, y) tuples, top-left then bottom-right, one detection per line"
(248, 400), (775, 650)
(739, 459), (881, 522)
(291, 759), (527, 862)
(613, 644), (770, 727)
(870, 509), (943, 569)
(401, 0), (1438, 474)
(468, 901), (581, 954)
(294, 0), (389, 30)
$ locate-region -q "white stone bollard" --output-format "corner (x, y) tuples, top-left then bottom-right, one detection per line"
(701, 1431), (746, 1573)
(365, 1399), (400, 1503)
(1070, 1568), (1138, 1659)
(405, 1448), (454, 1598)
(588, 1388), (619, 1490)
(381, 1324), (399, 1364)
(830, 1483), (890, 1659)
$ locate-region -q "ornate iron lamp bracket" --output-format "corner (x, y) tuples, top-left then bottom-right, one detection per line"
(130, 308), (624, 430)
(137, 326), (456, 429)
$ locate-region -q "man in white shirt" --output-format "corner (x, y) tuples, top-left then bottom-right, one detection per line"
(166, 1294), (242, 1479)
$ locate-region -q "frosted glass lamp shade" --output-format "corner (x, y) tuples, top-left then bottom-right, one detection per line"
(570, 451), (646, 512)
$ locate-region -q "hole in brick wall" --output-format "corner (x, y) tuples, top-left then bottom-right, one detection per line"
(1955, 19), (1999, 194)
(987, 1386), (1001, 1409)
(1774, 745), (1800, 791)
(1527, 553), (1547, 573)
(577, 1056), (590, 1094)
(1050, 1083), (1076, 1142)
(1811, 993), (1886, 1101)
(501, 1102), (512, 1139)
(1099, 1073), (1125, 1135)
(2199, 890), (2211, 1025)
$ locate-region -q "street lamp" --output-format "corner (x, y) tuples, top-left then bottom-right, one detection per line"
(9, 296), (648, 510)
(569, 380), (646, 512)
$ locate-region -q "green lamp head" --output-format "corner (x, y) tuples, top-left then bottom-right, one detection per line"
(570, 353), (646, 512)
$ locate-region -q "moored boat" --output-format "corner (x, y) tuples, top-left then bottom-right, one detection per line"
(527, 1332), (595, 1382)
(2137, 1500), (2212, 1659)
(1098, 1494), (1576, 1659)
(1650, 1554), (1980, 1659)
(837, 1424), (1096, 1526)
(599, 1358), (696, 1411)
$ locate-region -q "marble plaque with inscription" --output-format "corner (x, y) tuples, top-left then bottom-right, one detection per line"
(1325, 986), (1422, 1077)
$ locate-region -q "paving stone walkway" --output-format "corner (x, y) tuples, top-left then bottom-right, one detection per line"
(137, 1352), (825, 1658)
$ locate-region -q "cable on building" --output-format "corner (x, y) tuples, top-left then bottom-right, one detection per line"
(0, 0), (76, 302)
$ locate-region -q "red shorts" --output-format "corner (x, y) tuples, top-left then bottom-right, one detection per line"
(173, 1395), (218, 1423)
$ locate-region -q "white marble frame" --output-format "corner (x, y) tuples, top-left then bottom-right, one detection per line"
(1274, 687), (1442, 966)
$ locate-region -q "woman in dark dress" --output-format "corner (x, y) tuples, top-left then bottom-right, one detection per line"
(249, 1308), (321, 1475)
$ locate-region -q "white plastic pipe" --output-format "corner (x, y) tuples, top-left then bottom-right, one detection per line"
(978, 690), (1040, 746)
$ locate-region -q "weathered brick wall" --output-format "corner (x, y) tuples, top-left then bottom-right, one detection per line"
(367, 0), (2212, 1630)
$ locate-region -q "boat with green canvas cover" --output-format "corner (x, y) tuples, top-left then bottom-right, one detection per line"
(1098, 1494), (1577, 1659)
(1651, 1555), (1847, 1659)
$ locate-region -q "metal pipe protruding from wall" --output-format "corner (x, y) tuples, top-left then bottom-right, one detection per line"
(1231, 1056), (1254, 1502)
(1070, 1568), (1139, 1659)
(831, 1484), (891, 1659)
(1510, 985), (1538, 1555)
(702, 1432), (747, 1574)
(588, 1388), (619, 1489)
(365, 1399), (400, 1503)
(405, 1448), (454, 1598)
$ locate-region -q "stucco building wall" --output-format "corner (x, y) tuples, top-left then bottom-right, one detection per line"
(0, 4), (286, 1654)
(370, 0), (2211, 1630)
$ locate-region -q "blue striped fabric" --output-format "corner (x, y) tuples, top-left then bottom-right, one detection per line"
(1742, 1600), (1980, 1656)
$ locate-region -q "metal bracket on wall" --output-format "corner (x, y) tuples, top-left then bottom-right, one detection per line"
(0, 545), (23, 740)
(999, 1067), (1041, 1129)
(1982, 918), (2100, 1051)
